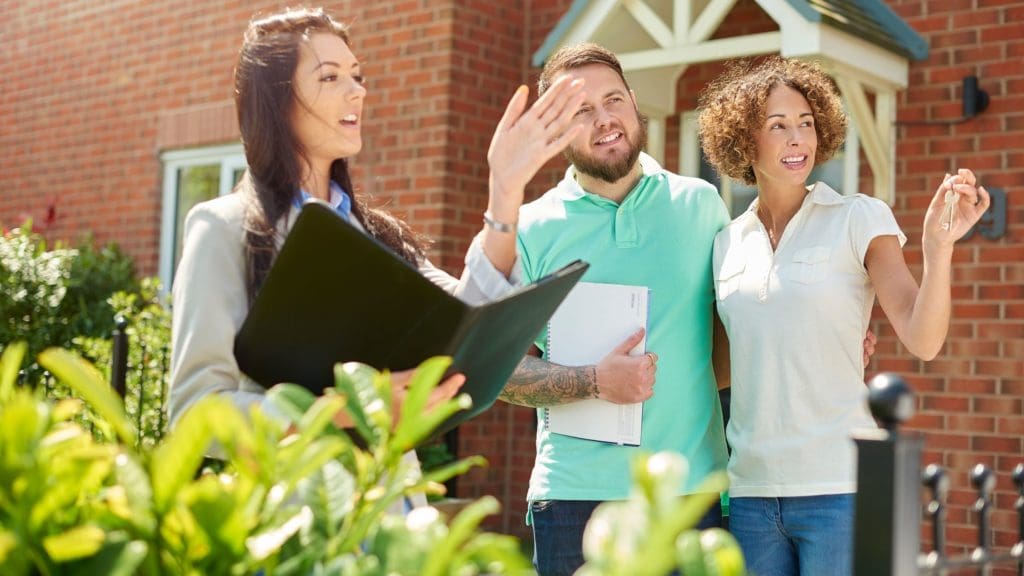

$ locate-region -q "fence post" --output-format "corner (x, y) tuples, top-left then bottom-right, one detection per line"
(110, 315), (128, 398)
(852, 373), (923, 576)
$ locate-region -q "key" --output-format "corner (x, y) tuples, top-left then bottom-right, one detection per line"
(941, 181), (957, 231)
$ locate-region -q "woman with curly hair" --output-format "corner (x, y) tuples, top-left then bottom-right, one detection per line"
(698, 57), (989, 576)
(169, 6), (585, 497)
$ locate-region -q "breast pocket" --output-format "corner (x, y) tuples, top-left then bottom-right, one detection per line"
(716, 255), (746, 301)
(791, 246), (831, 284)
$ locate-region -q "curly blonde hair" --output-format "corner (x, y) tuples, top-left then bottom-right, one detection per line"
(697, 57), (847, 186)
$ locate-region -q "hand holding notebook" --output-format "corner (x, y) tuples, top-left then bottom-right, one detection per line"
(545, 282), (649, 445)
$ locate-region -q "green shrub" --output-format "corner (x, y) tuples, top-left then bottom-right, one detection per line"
(73, 278), (172, 449)
(0, 343), (745, 575)
(0, 226), (138, 382)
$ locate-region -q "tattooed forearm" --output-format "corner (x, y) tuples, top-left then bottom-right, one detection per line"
(499, 355), (598, 407)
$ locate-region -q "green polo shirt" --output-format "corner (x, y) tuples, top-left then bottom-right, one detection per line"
(518, 153), (729, 506)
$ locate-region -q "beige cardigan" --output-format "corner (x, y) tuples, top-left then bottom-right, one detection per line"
(169, 193), (515, 507)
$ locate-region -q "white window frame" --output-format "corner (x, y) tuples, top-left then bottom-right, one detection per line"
(159, 144), (246, 289)
(679, 110), (860, 216)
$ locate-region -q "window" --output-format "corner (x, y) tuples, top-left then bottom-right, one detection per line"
(679, 111), (859, 219)
(159, 144), (246, 288)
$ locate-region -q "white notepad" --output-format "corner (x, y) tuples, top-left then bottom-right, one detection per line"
(544, 282), (649, 445)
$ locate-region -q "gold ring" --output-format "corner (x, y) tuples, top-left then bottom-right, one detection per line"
(646, 352), (656, 363)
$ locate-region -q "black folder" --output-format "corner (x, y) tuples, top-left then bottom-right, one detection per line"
(234, 202), (588, 430)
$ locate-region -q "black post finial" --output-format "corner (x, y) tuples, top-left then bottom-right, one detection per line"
(923, 464), (949, 558)
(1013, 463), (1023, 564)
(970, 464), (995, 555)
(867, 373), (915, 431)
(111, 314), (129, 398)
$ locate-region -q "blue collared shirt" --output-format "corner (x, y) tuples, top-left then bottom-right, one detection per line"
(294, 181), (352, 220)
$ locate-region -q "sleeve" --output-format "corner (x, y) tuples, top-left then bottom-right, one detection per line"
(849, 195), (907, 265)
(168, 202), (273, 429)
(417, 232), (522, 306)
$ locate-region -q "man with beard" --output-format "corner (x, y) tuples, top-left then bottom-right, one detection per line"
(490, 43), (731, 576)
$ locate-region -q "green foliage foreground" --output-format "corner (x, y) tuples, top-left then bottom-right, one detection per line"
(0, 342), (745, 575)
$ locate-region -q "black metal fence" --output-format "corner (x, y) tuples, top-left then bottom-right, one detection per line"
(853, 373), (1024, 576)
(19, 315), (171, 448)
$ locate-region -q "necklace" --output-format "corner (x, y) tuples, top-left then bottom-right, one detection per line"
(757, 205), (780, 250)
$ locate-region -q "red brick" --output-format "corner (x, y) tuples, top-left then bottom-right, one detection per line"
(974, 396), (1023, 415)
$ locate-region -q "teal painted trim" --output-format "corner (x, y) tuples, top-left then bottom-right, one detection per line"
(531, 0), (591, 68)
(854, 0), (929, 60)
(781, 0), (824, 22)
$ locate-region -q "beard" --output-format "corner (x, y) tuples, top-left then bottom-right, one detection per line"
(564, 114), (648, 184)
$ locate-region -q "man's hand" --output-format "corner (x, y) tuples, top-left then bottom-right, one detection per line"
(863, 329), (877, 368)
(595, 329), (657, 404)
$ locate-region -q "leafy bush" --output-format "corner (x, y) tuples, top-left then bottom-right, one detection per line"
(73, 278), (172, 449)
(0, 345), (531, 575)
(0, 343), (746, 575)
(0, 226), (138, 381)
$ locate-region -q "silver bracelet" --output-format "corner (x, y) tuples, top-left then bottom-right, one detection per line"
(483, 211), (516, 233)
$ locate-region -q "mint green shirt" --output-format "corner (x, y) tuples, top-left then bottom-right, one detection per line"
(518, 153), (729, 505)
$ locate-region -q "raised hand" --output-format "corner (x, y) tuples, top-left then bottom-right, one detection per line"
(485, 76), (586, 221)
(595, 329), (657, 405)
(923, 168), (991, 250)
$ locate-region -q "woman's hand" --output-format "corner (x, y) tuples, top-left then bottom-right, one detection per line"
(388, 369), (466, 423)
(485, 75), (586, 223)
(330, 370), (465, 430)
(922, 168), (991, 253)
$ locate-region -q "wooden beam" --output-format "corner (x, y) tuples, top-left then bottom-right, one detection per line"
(690, 0), (738, 44)
(836, 76), (894, 205)
(674, 0), (692, 44)
(560, 0), (619, 47)
(623, 0), (675, 49)
(618, 31), (781, 70)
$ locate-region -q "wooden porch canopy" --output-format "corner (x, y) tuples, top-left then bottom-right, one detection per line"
(532, 0), (928, 204)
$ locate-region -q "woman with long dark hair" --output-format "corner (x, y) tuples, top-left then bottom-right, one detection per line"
(169, 7), (584, 463)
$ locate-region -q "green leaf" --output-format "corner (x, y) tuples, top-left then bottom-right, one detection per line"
(38, 348), (135, 446)
(675, 529), (708, 576)
(245, 506), (313, 561)
(421, 496), (500, 576)
(63, 533), (148, 576)
(42, 524), (105, 562)
(392, 393), (470, 453)
(280, 436), (348, 491)
(150, 396), (232, 511)
(112, 453), (156, 536)
(419, 455), (487, 488)
(297, 394), (347, 438)
(395, 356), (450, 431)
(333, 363), (383, 446)
(0, 341), (27, 402)
(265, 383), (318, 425)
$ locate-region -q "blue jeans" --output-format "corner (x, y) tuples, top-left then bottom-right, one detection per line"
(728, 494), (854, 576)
(531, 498), (723, 576)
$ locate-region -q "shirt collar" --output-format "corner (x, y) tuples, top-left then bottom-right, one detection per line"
(743, 181), (844, 219)
(294, 181), (353, 219)
(554, 152), (663, 202)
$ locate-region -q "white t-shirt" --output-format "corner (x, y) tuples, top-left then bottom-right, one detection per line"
(713, 182), (906, 498)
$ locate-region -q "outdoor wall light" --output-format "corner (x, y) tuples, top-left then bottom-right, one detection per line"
(961, 75), (989, 118)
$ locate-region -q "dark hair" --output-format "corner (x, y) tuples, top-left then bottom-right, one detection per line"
(538, 42), (630, 96)
(697, 56), (848, 186)
(235, 6), (425, 303)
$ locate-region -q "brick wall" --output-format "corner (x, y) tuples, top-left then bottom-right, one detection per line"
(886, 0), (1024, 557)
(0, 0), (254, 272)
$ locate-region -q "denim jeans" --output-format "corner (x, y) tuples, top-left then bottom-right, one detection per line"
(530, 498), (723, 576)
(728, 494), (854, 576)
